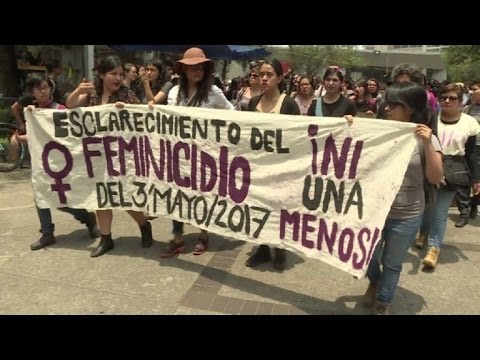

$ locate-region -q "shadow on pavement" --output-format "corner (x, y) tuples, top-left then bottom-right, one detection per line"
(47, 230), (425, 315)
(333, 285), (426, 315)
(53, 231), (244, 261)
(159, 255), (351, 314)
(242, 245), (306, 273)
(406, 242), (469, 274)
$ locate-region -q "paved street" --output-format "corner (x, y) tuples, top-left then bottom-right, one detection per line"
(1, 168), (479, 315)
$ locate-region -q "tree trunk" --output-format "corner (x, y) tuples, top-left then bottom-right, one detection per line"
(0, 45), (20, 97)
(221, 60), (230, 81)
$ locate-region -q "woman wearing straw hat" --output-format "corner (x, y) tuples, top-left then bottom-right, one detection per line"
(158, 47), (234, 258)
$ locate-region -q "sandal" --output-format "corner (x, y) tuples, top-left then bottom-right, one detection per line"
(193, 237), (209, 255)
(160, 240), (185, 258)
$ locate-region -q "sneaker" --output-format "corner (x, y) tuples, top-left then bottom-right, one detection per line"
(86, 212), (100, 238)
(30, 231), (56, 251)
(423, 247), (440, 269)
(414, 234), (428, 249)
(245, 245), (272, 267)
(372, 300), (390, 315)
(160, 240), (185, 258)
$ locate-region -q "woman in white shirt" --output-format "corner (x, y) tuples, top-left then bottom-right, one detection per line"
(158, 47), (233, 258)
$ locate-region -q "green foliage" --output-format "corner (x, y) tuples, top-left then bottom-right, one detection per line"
(443, 46), (480, 82)
(267, 45), (365, 77)
(0, 106), (15, 124)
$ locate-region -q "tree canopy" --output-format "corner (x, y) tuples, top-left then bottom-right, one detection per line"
(267, 45), (365, 77)
(443, 46), (480, 82)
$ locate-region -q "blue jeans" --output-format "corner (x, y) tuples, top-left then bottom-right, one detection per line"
(419, 205), (433, 236)
(172, 220), (184, 235)
(36, 206), (90, 233)
(367, 214), (422, 304)
(425, 188), (456, 249)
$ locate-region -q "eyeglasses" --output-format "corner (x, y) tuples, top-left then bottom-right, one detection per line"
(250, 60), (265, 69)
(440, 95), (459, 102)
(386, 101), (403, 109)
(34, 86), (50, 92)
(186, 64), (204, 72)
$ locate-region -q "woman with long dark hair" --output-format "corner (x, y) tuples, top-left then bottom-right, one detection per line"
(66, 55), (154, 258)
(158, 47), (234, 258)
(354, 82), (443, 314)
(18, 75), (100, 251)
(244, 59), (300, 271)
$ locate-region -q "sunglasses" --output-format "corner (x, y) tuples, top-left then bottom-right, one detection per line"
(326, 65), (344, 75)
(386, 101), (403, 109)
(440, 95), (459, 102)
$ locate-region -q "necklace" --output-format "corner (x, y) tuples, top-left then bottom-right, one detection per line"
(296, 96), (312, 114)
(323, 94), (340, 104)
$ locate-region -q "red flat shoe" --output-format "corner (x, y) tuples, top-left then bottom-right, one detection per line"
(193, 237), (209, 255)
(160, 240), (185, 258)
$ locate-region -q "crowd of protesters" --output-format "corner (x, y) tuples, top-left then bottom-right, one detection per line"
(13, 47), (480, 315)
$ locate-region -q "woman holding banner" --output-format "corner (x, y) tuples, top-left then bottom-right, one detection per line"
(17, 75), (101, 251)
(156, 47), (233, 258)
(245, 59), (300, 271)
(66, 55), (154, 258)
(349, 82), (443, 315)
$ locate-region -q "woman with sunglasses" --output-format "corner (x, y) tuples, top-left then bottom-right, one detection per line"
(307, 67), (356, 118)
(350, 82), (443, 314)
(419, 83), (480, 270)
(235, 66), (262, 111)
(18, 75), (101, 251)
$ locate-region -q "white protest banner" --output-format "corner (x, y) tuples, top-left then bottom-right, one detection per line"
(26, 104), (417, 277)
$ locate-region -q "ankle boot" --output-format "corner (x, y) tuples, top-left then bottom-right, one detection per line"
(31, 229), (56, 251)
(362, 283), (377, 308)
(372, 300), (390, 315)
(414, 233), (428, 249)
(140, 221), (153, 248)
(470, 204), (478, 220)
(86, 212), (100, 238)
(455, 216), (469, 228)
(245, 245), (271, 267)
(90, 234), (114, 258)
(273, 248), (286, 270)
(423, 246), (440, 269)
